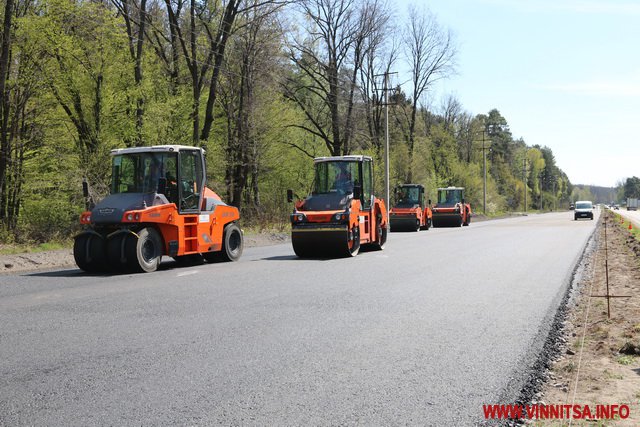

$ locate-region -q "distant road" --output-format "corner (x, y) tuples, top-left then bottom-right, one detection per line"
(612, 206), (640, 227)
(0, 212), (596, 426)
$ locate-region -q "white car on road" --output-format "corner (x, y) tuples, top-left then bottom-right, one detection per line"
(574, 200), (594, 220)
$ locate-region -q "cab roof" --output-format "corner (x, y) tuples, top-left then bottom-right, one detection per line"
(397, 184), (424, 189)
(437, 186), (465, 191)
(314, 155), (371, 163)
(111, 145), (204, 156)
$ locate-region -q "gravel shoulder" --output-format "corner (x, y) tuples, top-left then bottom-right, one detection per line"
(539, 210), (640, 425)
(0, 231), (289, 275)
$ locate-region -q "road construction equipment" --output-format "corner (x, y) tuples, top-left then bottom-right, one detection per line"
(74, 145), (243, 273)
(432, 186), (472, 227)
(288, 155), (387, 257)
(389, 184), (432, 231)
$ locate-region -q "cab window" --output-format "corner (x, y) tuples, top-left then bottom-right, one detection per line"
(179, 150), (203, 212)
(362, 160), (372, 209)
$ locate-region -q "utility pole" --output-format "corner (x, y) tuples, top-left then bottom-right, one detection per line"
(483, 133), (487, 215)
(375, 71), (397, 226)
(478, 129), (491, 215)
(523, 158), (528, 213)
(552, 176), (556, 211)
(539, 174), (544, 212)
(384, 72), (389, 225)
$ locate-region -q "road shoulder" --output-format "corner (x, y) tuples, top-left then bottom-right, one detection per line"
(0, 231), (289, 274)
(539, 212), (640, 425)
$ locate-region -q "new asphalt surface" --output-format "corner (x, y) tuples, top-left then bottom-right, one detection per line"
(0, 211), (597, 425)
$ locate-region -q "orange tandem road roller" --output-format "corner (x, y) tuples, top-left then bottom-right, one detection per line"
(287, 155), (388, 257)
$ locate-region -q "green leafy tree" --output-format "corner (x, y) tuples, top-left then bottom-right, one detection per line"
(623, 176), (640, 199)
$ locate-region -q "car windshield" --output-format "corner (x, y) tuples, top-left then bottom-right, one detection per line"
(438, 189), (462, 206)
(395, 187), (421, 207)
(111, 152), (178, 194)
(314, 161), (359, 194)
(576, 202), (592, 209)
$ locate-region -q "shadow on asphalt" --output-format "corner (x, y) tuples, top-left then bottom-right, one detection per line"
(25, 269), (87, 278)
(24, 261), (180, 277)
(259, 255), (338, 261)
(261, 255), (306, 261)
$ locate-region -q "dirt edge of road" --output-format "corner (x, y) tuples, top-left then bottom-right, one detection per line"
(492, 211), (640, 426)
(0, 231), (289, 275)
(481, 213), (600, 427)
(534, 212), (640, 426)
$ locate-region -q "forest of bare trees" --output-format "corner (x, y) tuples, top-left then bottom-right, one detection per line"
(0, 0), (574, 242)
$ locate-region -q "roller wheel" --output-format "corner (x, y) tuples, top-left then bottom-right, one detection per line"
(73, 233), (108, 273)
(415, 218), (420, 232)
(205, 223), (243, 262)
(345, 225), (360, 257)
(292, 240), (312, 258)
(371, 215), (386, 251)
(107, 233), (129, 272)
(420, 218), (430, 231)
(126, 227), (163, 273)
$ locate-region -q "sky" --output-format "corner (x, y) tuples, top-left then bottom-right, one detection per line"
(394, 0), (640, 187)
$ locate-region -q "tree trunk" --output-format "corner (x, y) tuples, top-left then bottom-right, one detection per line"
(135, 0), (147, 145)
(406, 102), (418, 182)
(327, 60), (341, 156)
(189, 0), (199, 144)
(200, 0), (239, 143)
(0, 0), (15, 224)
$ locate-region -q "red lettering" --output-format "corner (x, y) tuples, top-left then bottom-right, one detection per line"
(599, 404), (609, 419)
(620, 405), (630, 419)
(573, 405), (583, 419)
(526, 405), (536, 419)
(539, 405), (549, 419)
(482, 405), (523, 419)
(483, 403), (629, 420)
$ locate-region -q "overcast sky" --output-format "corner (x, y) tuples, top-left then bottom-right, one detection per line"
(396, 0), (640, 187)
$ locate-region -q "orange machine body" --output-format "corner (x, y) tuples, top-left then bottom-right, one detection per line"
(432, 186), (472, 227)
(79, 187), (239, 257)
(389, 184), (433, 231)
(289, 155), (388, 257)
(74, 145), (243, 273)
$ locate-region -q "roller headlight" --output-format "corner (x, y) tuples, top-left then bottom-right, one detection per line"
(334, 213), (347, 221)
(291, 213), (306, 223)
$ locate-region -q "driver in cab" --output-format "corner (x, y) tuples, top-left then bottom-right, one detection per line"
(333, 163), (353, 193)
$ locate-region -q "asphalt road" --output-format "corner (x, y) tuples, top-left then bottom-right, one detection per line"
(0, 211), (597, 426)
(612, 205), (640, 227)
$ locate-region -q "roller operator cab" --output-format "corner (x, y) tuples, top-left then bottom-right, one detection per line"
(288, 156), (388, 258)
(432, 186), (472, 227)
(389, 184), (433, 231)
(74, 145), (243, 273)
